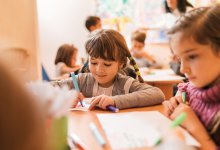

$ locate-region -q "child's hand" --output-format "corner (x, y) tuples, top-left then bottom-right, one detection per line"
(163, 96), (182, 116)
(169, 103), (217, 150)
(72, 92), (84, 108)
(169, 103), (202, 133)
(88, 95), (115, 110)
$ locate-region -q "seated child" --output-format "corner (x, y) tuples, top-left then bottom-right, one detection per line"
(163, 5), (220, 150)
(52, 29), (165, 110)
(55, 44), (81, 77)
(130, 30), (158, 68)
(85, 16), (102, 32)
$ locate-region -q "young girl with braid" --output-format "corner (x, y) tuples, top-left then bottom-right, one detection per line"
(53, 29), (164, 110)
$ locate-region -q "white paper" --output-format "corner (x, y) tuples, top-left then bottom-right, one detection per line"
(97, 111), (200, 149)
(69, 98), (92, 111)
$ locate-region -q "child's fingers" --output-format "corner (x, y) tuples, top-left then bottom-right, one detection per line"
(163, 101), (173, 116)
(78, 92), (85, 100)
(72, 98), (80, 108)
(175, 96), (184, 104)
(98, 96), (107, 109)
(163, 100), (175, 111)
(170, 104), (185, 120)
(170, 97), (179, 108)
(88, 97), (101, 110)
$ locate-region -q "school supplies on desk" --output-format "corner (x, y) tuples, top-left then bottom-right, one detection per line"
(68, 133), (88, 150)
(70, 72), (84, 107)
(106, 105), (119, 113)
(89, 122), (106, 147)
(97, 111), (200, 149)
(69, 98), (119, 113)
(154, 112), (187, 146)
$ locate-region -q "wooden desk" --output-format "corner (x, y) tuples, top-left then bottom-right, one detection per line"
(68, 105), (164, 150)
(140, 68), (185, 99)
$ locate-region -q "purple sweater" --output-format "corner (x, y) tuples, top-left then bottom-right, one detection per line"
(178, 82), (220, 147)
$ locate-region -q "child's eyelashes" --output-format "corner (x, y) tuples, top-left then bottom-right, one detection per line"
(104, 64), (111, 67)
(91, 62), (97, 65)
(90, 62), (112, 67)
(188, 54), (198, 60)
(184, 54), (198, 61)
(178, 54), (198, 62)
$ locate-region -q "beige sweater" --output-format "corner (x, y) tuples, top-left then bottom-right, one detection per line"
(52, 73), (165, 109)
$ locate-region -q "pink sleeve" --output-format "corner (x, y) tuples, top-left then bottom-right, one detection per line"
(177, 82), (190, 92)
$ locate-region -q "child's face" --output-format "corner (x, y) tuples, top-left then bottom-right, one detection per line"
(166, 0), (177, 10)
(89, 57), (122, 87)
(171, 32), (220, 88)
(90, 21), (102, 32)
(70, 52), (77, 67)
(131, 40), (145, 51)
(95, 20), (102, 30)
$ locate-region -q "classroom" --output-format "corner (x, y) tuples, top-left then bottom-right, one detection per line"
(0, 0), (219, 150)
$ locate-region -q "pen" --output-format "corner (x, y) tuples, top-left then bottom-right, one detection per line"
(68, 133), (87, 150)
(170, 112), (186, 128)
(70, 72), (84, 107)
(106, 105), (119, 113)
(89, 122), (106, 147)
(181, 92), (186, 104)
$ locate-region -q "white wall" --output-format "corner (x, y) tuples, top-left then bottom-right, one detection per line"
(37, 0), (95, 78)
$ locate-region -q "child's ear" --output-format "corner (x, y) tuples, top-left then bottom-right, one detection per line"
(119, 63), (124, 69)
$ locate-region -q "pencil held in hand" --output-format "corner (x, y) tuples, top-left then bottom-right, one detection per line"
(106, 105), (119, 113)
(170, 112), (186, 128)
(71, 72), (84, 107)
(181, 92), (186, 104)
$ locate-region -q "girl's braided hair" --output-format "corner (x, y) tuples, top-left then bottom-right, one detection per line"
(85, 29), (144, 83)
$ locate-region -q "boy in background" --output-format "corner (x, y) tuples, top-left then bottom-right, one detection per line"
(130, 30), (157, 68)
(85, 16), (102, 32)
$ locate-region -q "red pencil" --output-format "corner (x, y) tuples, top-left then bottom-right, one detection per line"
(68, 133), (87, 150)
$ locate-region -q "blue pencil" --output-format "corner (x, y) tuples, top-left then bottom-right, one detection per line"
(70, 72), (84, 107)
(89, 122), (106, 147)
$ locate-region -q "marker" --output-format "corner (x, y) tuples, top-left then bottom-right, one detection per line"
(154, 112), (187, 146)
(68, 133), (87, 150)
(70, 72), (84, 107)
(170, 112), (186, 128)
(181, 92), (186, 104)
(89, 122), (106, 147)
(106, 105), (119, 113)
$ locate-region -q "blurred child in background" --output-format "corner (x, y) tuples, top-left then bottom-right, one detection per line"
(85, 16), (102, 32)
(130, 30), (160, 68)
(55, 44), (81, 77)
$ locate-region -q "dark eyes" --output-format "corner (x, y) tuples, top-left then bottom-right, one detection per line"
(188, 55), (198, 60)
(104, 64), (111, 67)
(90, 62), (97, 65)
(90, 62), (112, 67)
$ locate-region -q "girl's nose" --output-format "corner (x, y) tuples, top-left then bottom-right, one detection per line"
(180, 60), (189, 75)
(97, 64), (105, 72)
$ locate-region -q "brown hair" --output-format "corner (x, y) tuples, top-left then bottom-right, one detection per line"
(0, 62), (46, 150)
(131, 30), (146, 44)
(55, 44), (78, 67)
(167, 4), (220, 53)
(85, 16), (101, 31)
(85, 29), (144, 83)
(164, 0), (193, 13)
